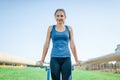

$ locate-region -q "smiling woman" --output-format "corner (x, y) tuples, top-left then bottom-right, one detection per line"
(1, 0), (120, 68)
(39, 9), (81, 80)
(54, 9), (66, 25)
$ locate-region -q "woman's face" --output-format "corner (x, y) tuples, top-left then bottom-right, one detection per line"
(55, 11), (66, 24)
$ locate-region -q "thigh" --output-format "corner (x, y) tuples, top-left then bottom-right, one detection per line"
(50, 58), (61, 80)
(61, 57), (71, 80)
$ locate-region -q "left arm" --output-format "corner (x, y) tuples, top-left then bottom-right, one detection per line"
(69, 26), (80, 64)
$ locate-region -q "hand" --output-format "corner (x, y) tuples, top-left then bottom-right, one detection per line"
(76, 60), (81, 66)
(40, 60), (44, 66)
(36, 60), (44, 66)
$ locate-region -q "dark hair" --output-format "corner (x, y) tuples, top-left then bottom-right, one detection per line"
(54, 9), (66, 17)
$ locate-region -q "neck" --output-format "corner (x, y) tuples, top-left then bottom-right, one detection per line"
(56, 23), (64, 27)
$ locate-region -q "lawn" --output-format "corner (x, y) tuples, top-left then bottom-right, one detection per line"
(0, 67), (46, 80)
(0, 67), (120, 80)
(73, 69), (120, 80)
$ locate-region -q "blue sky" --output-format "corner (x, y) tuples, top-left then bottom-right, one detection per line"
(0, 0), (120, 63)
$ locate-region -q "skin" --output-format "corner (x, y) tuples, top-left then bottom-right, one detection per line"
(40, 10), (80, 66)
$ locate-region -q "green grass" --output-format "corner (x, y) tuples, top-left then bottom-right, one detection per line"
(73, 69), (120, 80)
(0, 67), (46, 80)
(0, 68), (120, 80)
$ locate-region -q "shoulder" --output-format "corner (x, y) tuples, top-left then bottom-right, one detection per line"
(67, 25), (73, 32)
(48, 25), (54, 32)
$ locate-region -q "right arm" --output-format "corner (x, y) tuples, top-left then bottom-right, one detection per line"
(40, 26), (52, 64)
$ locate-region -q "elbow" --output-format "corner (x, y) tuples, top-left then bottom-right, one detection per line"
(44, 43), (49, 49)
(70, 44), (75, 49)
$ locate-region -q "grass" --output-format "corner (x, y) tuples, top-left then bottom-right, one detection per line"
(0, 67), (46, 80)
(0, 67), (120, 80)
(73, 69), (120, 80)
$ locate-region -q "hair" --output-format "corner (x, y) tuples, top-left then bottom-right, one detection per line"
(54, 9), (66, 17)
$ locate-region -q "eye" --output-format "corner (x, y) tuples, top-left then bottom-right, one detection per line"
(61, 15), (63, 17)
(57, 15), (59, 17)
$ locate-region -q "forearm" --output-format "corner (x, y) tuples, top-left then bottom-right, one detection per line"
(71, 45), (79, 62)
(41, 44), (49, 62)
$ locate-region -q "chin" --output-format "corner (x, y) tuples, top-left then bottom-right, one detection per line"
(59, 22), (62, 24)
(58, 22), (64, 24)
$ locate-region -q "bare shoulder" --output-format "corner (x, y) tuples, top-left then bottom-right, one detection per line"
(67, 25), (73, 32)
(48, 25), (53, 32)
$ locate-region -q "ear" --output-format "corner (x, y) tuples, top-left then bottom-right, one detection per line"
(65, 16), (66, 19)
(54, 16), (56, 19)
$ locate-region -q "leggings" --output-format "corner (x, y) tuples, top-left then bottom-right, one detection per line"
(50, 57), (71, 80)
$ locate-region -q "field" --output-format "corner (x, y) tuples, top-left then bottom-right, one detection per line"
(72, 69), (120, 80)
(0, 67), (120, 80)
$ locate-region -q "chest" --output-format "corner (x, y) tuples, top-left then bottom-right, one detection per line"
(51, 27), (70, 41)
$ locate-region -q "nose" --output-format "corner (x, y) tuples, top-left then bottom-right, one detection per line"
(58, 16), (62, 19)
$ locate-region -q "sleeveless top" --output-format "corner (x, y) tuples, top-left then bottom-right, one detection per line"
(50, 25), (71, 58)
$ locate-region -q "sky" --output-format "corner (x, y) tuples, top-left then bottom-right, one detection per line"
(0, 0), (120, 63)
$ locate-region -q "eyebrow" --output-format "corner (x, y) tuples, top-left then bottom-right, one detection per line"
(56, 15), (64, 16)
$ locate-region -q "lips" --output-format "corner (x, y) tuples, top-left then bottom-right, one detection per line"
(58, 20), (63, 22)
(57, 19), (64, 23)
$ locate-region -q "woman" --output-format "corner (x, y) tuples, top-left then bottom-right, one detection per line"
(40, 9), (80, 80)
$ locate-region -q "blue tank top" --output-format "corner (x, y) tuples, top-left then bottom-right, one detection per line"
(51, 25), (71, 57)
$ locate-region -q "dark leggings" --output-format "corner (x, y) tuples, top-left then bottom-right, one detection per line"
(50, 57), (71, 80)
